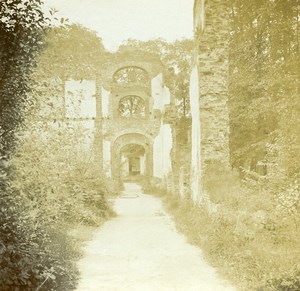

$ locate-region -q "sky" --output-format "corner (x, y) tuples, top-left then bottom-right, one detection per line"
(42, 0), (194, 52)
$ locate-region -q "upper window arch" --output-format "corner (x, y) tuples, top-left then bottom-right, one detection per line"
(118, 95), (146, 118)
(113, 66), (149, 86)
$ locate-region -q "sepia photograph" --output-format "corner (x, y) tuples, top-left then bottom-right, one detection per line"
(0, 0), (299, 290)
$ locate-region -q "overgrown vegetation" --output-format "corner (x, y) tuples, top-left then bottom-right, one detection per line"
(229, 0), (300, 189)
(163, 181), (300, 291)
(166, 199), (300, 290)
(0, 2), (115, 289)
(11, 121), (115, 226)
(159, 1), (300, 290)
(150, 165), (300, 291)
(1, 0), (299, 289)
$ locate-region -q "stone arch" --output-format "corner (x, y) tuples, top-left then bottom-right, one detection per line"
(111, 133), (153, 185)
(112, 66), (150, 87)
(111, 129), (153, 146)
(120, 144), (146, 178)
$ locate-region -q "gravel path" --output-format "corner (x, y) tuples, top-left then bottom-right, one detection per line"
(76, 183), (236, 291)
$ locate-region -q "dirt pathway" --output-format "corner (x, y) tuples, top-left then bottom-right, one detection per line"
(76, 183), (236, 291)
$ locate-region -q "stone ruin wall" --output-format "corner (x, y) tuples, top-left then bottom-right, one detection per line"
(191, 0), (230, 203)
(99, 51), (173, 187)
(37, 26), (232, 200)
(36, 49), (176, 191)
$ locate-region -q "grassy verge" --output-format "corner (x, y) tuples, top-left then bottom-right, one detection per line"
(145, 182), (300, 291)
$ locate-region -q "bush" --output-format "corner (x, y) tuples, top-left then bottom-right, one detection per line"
(0, 116), (116, 290)
(258, 267), (300, 291)
(0, 3), (114, 289)
(159, 168), (300, 291)
(11, 121), (115, 226)
(0, 175), (78, 290)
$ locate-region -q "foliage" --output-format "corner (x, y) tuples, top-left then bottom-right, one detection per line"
(0, 1), (64, 289)
(159, 182), (300, 291)
(119, 38), (194, 117)
(228, 0), (300, 180)
(0, 2), (113, 290)
(228, 0), (300, 234)
(259, 268), (300, 291)
(37, 24), (107, 80)
(0, 0), (45, 156)
(29, 24), (107, 120)
(0, 178), (79, 291)
(20, 20), (115, 225)
(11, 121), (115, 227)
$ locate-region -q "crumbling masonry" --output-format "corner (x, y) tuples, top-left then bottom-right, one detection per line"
(190, 0), (230, 203)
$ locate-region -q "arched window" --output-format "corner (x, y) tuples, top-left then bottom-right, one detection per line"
(113, 66), (149, 86)
(118, 95), (145, 118)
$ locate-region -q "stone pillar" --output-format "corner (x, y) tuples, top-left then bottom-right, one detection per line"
(146, 145), (153, 184)
(192, 0), (230, 202)
(111, 144), (122, 188)
(196, 0), (230, 167)
(94, 76), (103, 169)
(140, 154), (146, 175)
(190, 65), (202, 202)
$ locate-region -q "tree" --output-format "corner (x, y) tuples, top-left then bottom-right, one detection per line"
(0, 2), (98, 289)
(0, 0), (45, 157)
(36, 24), (107, 80)
(228, 0), (300, 220)
(28, 24), (107, 121)
(228, 0), (299, 175)
(119, 38), (194, 117)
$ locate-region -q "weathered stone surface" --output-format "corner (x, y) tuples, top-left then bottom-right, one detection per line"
(98, 48), (174, 187)
(191, 0), (230, 203)
(38, 47), (175, 190)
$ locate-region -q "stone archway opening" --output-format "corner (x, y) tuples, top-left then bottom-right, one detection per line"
(111, 133), (153, 187)
(120, 144), (146, 181)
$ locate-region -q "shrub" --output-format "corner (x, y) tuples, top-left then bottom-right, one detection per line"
(1, 102), (116, 291)
(159, 168), (300, 291)
(11, 121), (115, 227)
(258, 267), (300, 291)
(0, 173), (78, 290)
(0, 2), (114, 289)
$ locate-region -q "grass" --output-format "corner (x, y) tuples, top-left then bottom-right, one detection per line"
(146, 173), (300, 291)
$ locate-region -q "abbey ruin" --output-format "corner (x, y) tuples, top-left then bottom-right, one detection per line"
(35, 0), (233, 206)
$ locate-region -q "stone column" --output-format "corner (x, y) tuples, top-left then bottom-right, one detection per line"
(193, 0), (231, 202)
(94, 76), (103, 169)
(146, 144), (153, 184)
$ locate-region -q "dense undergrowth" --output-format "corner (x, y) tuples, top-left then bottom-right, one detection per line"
(145, 168), (300, 291)
(0, 185), (79, 291)
(12, 122), (116, 226)
(0, 129), (116, 287)
(1, 74), (116, 289)
(1, 122), (116, 290)
(0, 8), (116, 289)
(0, 121), (117, 290)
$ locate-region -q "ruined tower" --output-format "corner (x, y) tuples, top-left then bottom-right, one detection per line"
(99, 48), (174, 187)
